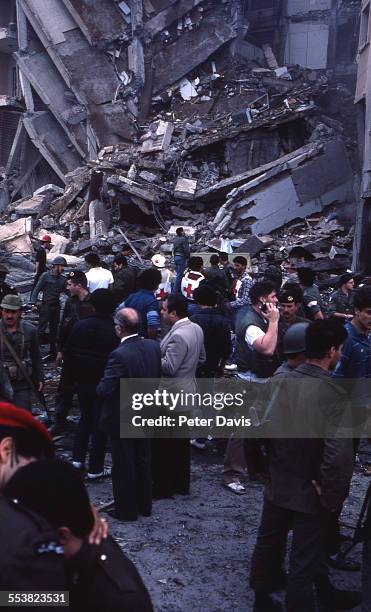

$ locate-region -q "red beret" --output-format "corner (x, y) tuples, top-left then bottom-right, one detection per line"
(0, 402), (52, 446)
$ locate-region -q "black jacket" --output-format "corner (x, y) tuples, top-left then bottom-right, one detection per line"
(190, 307), (231, 375)
(265, 363), (354, 514)
(64, 316), (119, 385)
(97, 336), (161, 433)
(67, 537), (153, 612)
(58, 294), (95, 352)
(0, 495), (65, 594)
(235, 307), (279, 378)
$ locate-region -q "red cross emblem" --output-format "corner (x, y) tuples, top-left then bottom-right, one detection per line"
(156, 287), (168, 300)
(184, 283), (193, 298)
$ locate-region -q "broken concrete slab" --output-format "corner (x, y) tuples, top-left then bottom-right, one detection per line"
(50, 167), (91, 216)
(61, 0), (127, 46)
(235, 234), (274, 256)
(174, 177), (197, 199)
(143, 0), (204, 39)
(168, 225), (196, 236)
(152, 17), (237, 93)
(0, 216), (33, 254)
(12, 195), (47, 217)
(108, 175), (161, 203)
(15, 50), (88, 157)
(23, 111), (83, 180)
(141, 121), (174, 153)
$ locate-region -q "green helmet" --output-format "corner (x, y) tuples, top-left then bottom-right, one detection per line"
(283, 322), (310, 355)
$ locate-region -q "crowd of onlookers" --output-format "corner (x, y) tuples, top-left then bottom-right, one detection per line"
(0, 226), (371, 611)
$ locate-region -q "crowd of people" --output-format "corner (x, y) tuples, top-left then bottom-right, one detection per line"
(0, 226), (370, 611)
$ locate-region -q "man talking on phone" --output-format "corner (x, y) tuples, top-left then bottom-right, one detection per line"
(235, 281), (280, 482)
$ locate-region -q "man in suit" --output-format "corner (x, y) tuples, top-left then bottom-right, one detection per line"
(97, 308), (161, 522)
(152, 294), (205, 499)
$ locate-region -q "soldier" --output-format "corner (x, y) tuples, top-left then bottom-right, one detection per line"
(0, 402), (109, 595)
(4, 458), (154, 612)
(0, 294), (44, 411)
(30, 256), (67, 359)
(0, 262), (17, 305)
(277, 288), (308, 362)
(298, 267), (324, 320)
(0, 401), (66, 592)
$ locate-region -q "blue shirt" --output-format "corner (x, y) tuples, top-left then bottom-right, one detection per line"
(122, 289), (159, 337)
(333, 320), (371, 380)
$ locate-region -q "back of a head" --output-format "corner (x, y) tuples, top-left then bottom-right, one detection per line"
(114, 255), (127, 267)
(219, 252), (229, 263)
(176, 227), (184, 237)
(354, 286), (371, 311)
(139, 268), (162, 291)
(188, 256), (203, 272)
(85, 252), (100, 267)
(4, 459), (94, 538)
(297, 267), (315, 288)
(250, 281), (275, 305)
(233, 256), (247, 267)
(209, 254), (219, 266)
(90, 288), (118, 315)
(166, 294), (188, 318)
(114, 307), (140, 335)
(193, 285), (217, 307)
(305, 319), (347, 359)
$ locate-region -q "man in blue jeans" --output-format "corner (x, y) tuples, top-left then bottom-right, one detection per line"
(172, 227), (190, 293)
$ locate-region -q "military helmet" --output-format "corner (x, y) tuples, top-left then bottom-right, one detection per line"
(283, 322), (310, 355)
(52, 256), (67, 266)
(1, 294), (22, 311)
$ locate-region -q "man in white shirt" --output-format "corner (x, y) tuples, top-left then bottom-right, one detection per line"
(84, 253), (114, 293)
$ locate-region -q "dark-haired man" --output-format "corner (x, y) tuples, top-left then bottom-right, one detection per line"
(4, 459), (154, 612)
(97, 307), (161, 521)
(85, 253), (114, 293)
(65, 290), (119, 479)
(123, 268), (161, 339)
(205, 254), (228, 297)
(235, 281), (279, 483)
(227, 256), (254, 316)
(173, 227), (190, 293)
(328, 273), (355, 321)
(250, 319), (357, 612)
(112, 255), (136, 301)
(152, 295), (205, 498)
(298, 267), (324, 320)
(277, 288), (307, 362)
(52, 271), (95, 434)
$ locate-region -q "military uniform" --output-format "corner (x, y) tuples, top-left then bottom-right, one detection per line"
(0, 319), (44, 411)
(30, 270), (67, 357)
(67, 536), (153, 612)
(302, 284), (324, 319)
(0, 495), (65, 596)
(328, 288), (354, 317)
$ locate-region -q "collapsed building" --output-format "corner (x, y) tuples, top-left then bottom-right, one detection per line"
(0, 0), (364, 280)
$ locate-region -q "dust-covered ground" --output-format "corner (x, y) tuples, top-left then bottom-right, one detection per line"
(57, 437), (368, 612)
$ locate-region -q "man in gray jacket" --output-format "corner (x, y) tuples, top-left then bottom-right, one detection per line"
(152, 294), (205, 499)
(250, 319), (358, 612)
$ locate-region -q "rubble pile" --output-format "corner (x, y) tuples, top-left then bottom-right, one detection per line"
(0, 0), (361, 281)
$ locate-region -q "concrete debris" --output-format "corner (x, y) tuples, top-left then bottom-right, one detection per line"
(0, 0), (361, 280)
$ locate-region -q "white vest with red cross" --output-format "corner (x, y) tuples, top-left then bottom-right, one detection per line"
(154, 269), (173, 300)
(181, 270), (205, 301)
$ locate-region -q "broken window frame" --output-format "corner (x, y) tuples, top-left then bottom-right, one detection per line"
(359, 2), (370, 51)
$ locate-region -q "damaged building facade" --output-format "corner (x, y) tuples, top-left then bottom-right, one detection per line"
(354, 0), (371, 274)
(0, 0), (364, 274)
